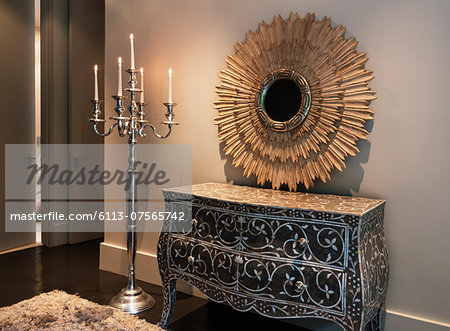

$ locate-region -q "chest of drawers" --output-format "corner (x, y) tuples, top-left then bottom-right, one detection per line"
(157, 183), (388, 330)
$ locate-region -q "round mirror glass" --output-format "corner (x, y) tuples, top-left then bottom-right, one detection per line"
(263, 79), (302, 122)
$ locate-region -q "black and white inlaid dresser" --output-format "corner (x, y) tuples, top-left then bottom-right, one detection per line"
(157, 183), (389, 331)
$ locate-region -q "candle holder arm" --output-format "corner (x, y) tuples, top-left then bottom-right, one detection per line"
(138, 102), (178, 140)
(138, 123), (173, 140)
(92, 121), (119, 137)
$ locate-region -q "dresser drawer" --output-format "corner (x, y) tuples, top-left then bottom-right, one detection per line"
(167, 235), (238, 289)
(237, 254), (346, 315)
(166, 234), (346, 316)
(177, 203), (348, 269)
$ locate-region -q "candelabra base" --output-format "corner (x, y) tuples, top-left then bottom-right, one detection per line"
(109, 286), (155, 314)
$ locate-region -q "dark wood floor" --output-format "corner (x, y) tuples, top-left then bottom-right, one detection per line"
(0, 239), (311, 330)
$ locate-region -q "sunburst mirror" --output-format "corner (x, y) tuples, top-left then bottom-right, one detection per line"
(215, 12), (376, 190)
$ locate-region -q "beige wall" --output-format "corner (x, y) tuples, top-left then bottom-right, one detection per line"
(102, 0), (450, 328)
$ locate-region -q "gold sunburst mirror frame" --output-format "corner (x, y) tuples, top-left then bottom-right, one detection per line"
(215, 12), (376, 190)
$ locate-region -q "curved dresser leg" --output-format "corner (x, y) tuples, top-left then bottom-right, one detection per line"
(159, 278), (177, 329)
(368, 304), (386, 331)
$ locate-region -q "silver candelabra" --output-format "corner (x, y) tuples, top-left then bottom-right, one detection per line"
(89, 66), (178, 314)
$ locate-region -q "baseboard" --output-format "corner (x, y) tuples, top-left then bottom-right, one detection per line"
(0, 242), (42, 255)
(99, 242), (206, 298)
(99, 242), (449, 331)
(385, 310), (449, 331)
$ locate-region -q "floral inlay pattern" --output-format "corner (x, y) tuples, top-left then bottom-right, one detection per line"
(164, 182), (384, 216)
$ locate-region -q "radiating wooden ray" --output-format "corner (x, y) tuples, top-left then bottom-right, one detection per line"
(215, 12), (376, 190)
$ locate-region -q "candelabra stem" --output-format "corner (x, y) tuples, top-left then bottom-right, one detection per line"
(127, 142), (137, 290)
(109, 141), (155, 313)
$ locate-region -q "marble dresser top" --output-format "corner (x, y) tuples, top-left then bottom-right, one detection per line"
(164, 183), (385, 216)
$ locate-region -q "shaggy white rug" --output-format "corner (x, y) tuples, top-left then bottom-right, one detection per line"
(0, 290), (162, 330)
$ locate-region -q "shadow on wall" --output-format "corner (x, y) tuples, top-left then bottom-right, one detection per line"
(220, 121), (373, 197)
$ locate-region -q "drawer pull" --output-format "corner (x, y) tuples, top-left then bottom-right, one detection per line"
(297, 238), (308, 248)
(187, 256), (195, 264)
(294, 281), (305, 293)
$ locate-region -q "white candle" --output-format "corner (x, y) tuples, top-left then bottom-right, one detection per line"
(94, 64), (98, 101)
(168, 68), (173, 104)
(118, 57), (122, 96)
(140, 67), (144, 103)
(130, 33), (135, 70)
